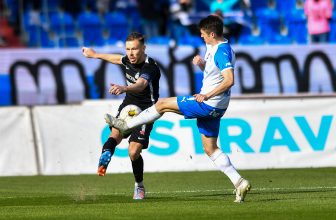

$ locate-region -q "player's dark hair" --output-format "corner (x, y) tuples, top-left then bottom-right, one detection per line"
(198, 15), (224, 37)
(126, 32), (145, 45)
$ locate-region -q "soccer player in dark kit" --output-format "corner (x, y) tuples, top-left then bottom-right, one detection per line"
(82, 32), (161, 200)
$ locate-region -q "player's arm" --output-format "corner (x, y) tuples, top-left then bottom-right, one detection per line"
(82, 47), (122, 64)
(194, 68), (234, 102)
(109, 78), (148, 95)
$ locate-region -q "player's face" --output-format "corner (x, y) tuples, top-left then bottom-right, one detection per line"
(125, 40), (146, 64)
(200, 29), (213, 44)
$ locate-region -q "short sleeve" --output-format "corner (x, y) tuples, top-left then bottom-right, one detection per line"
(139, 64), (157, 82)
(214, 47), (234, 71)
(121, 56), (127, 65)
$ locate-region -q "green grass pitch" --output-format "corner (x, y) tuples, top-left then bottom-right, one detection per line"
(0, 168), (335, 220)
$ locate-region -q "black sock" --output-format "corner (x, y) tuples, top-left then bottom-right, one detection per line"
(131, 155), (144, 183)
(102, 137), (117, 155)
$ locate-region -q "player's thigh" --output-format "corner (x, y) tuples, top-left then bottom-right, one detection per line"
(156, 97), (180, 113)
(128, 123), (153, 146)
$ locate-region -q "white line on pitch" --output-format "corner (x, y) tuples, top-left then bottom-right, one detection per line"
(146, 186), (336, 194)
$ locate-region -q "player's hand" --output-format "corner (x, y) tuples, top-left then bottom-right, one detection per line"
(109, 83), (126, 95)
(192, 55), (205, 66)
(193, 94), (208, 102)
(82, 47), (96, 58)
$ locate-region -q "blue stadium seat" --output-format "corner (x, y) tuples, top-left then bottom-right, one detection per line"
(59, 36), (80, 47)
(239, 35), (264, 45)
(178, 35), (203, 47)
(105, 37), (118, 46)
(255, 8), (281, 42)
(268, 34), (292, 45)
(128, 10), (142, 33)
(250, 0), (269, 12)
(78, 11), (104, 46)
(50, 12), (76, 37)
(329, 13), (336, 43)
(104, 12), (129, 41)
(276, 0), (297, 15)
(147, 36), (171, 45)
(285, 9), (308, 44)
(40, 28), (55, 48)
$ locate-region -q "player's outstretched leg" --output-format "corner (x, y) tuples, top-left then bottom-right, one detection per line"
(97, 150), (112, 176)
(234, 178), (251, 203)
(104, 114), (130, 134)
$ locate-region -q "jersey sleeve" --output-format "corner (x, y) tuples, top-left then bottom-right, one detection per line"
(139, 65), (157, 82)
(121, 55), (127, 65)
(214, 47), (234, 72)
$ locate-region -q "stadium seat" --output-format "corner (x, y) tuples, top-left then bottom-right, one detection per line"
(250, 0), (269, 12)
(177, 35), (203, 47)
(147, 36), (171, 45)
(59, 36), (80, 47)
(50, 12), (76, 37)
(105, 37), (119, 46)
(78, 11), (104, 46)
(255, 8), (281, 42)
(238, 35), (264, 45)
(104, 12), (129, 41)
(284, 9), (308, 44)
(40, 28), (55, 48)
(329, 14), (336, 43)
(128, 10), (143, 33)
(268, 34), (292, 45)
(22, 11), (46, 47)
(276, 0), (297, 15)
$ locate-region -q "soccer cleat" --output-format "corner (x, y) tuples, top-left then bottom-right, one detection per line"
(97, 150), (112, 176)
(234, 178), (251, 203)
(133, 185), (146, 200)
(97, 165), (106, 176)
(104, 113), (130, 136)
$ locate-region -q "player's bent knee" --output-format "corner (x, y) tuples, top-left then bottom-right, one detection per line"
(155, 99), (166, 112)
(128, 147), (141, 161)
(129, 151), (140, 161)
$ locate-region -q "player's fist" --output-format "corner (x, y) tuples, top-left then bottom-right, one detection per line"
(192, 55), (205, 66)
(82, 47), (96, 58)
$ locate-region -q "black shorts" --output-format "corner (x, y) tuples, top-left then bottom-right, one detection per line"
(115, 101), (154, 149)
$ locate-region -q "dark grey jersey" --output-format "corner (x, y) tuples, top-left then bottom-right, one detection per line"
(121, 55), (161, 109)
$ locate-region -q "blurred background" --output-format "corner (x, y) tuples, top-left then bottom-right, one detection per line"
(0, 0), (334, 48)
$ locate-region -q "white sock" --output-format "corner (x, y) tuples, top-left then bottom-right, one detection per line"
(135, 181), (144, 187)
(127, 105), (162, 128)
(209, 149), (241, 186)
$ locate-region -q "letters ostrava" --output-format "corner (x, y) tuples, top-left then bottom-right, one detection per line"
(8, 46), (336, 105)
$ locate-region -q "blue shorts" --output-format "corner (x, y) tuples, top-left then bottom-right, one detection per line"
(177, 95), (226, 137)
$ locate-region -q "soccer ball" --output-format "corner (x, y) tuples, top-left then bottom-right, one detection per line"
(119, 104), (142, 122)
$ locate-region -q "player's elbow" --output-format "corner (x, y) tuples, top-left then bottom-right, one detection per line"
(229, 80), (234, 88)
